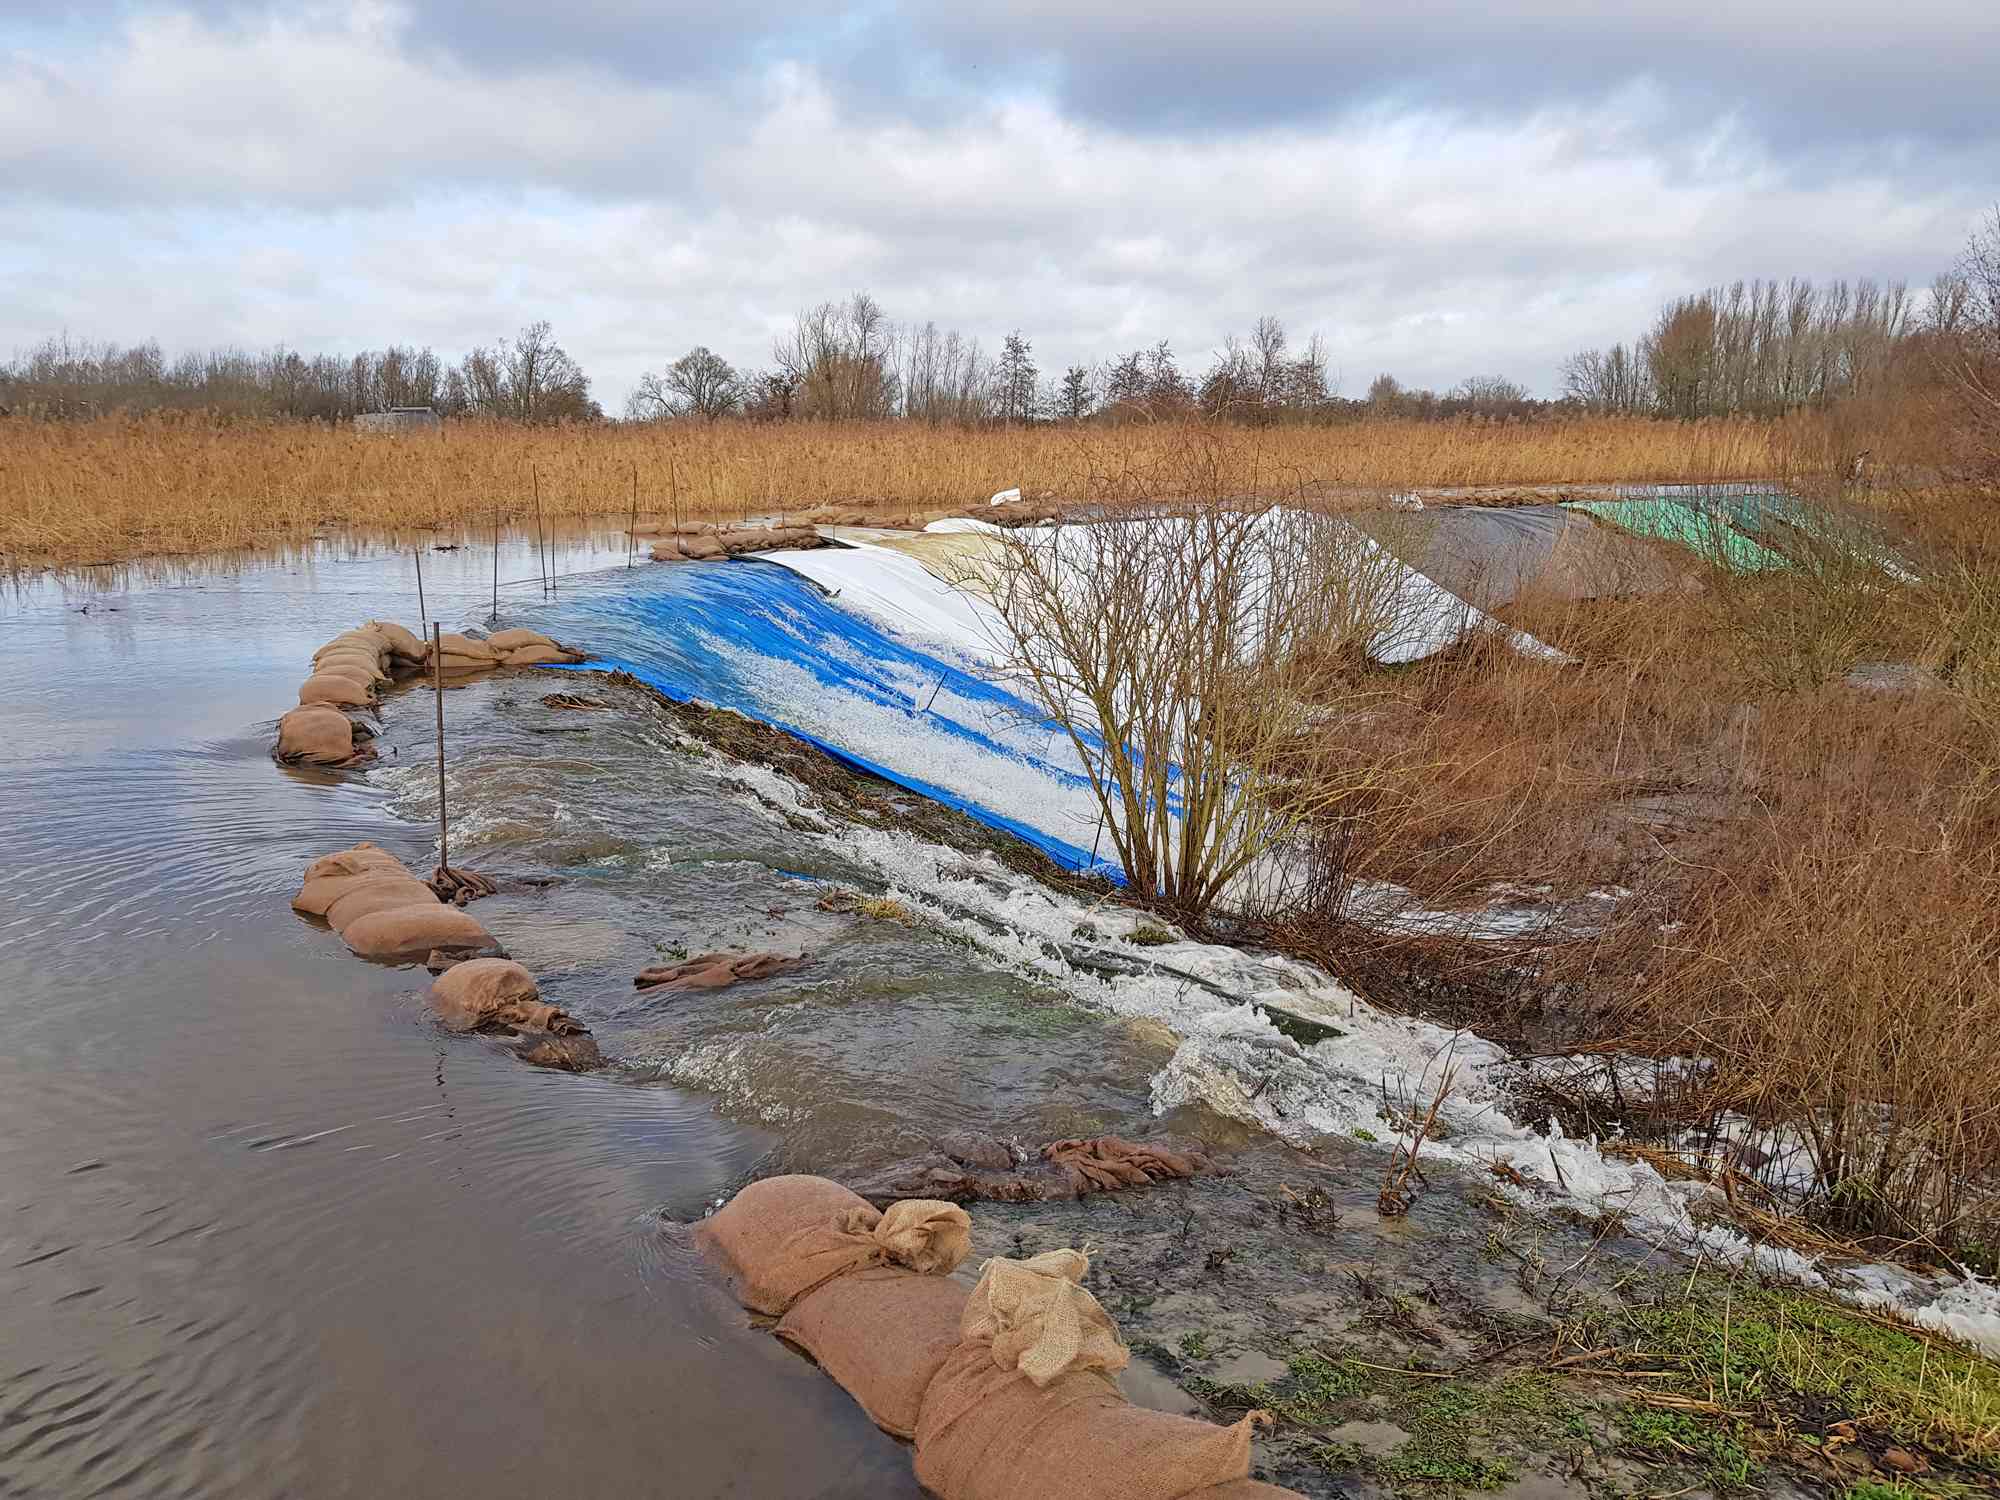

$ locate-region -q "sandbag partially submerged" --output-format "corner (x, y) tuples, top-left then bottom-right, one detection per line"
(340, 903), (496, 962)
(650, 524), (825, 563)
(776, 1266), (970, 1438)
(301, 841), (408, 884)
(323, 876), (439, 931)
(513, 1031), (604, 1071)
(695, 1176), (972, 1316)
(854, 1133), (1214, 1207)
(633, 951), (806, 993)
(1046, 1136), (1211, 1193)
(503, 643), (582, 666)
(428, 958), (583, 1034)
(275, 705), (373, 768)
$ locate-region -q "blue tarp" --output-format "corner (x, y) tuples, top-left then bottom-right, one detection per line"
(536, 560), (1125, 878)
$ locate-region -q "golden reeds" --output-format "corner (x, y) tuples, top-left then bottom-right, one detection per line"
(0, 413), (1787, 571)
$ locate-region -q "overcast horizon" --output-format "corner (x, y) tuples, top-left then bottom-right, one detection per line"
(5, 1), (1997, 408)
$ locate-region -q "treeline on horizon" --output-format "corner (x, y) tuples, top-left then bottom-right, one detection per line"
(3, 235), (1994, 445)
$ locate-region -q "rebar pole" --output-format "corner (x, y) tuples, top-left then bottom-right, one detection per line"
(533, 467), (547, 595)
(415, 547), (425, 626)
(629, 463), (639, 568)
(431, 622), (449, 874)
(490, 507), (499, 623)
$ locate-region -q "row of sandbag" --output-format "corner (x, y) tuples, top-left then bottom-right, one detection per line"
(291, 841), (601, 1067)
(292, 840), (501, 959)
(275, 618), (586, 768)
(695, 1175), (1300, 1500)
(647, 522), (827, 563)
(790, 497), (1060, 530)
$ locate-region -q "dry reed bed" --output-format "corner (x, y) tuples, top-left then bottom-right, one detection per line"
(1276, 518), (2000, 1259)
(0, 414), (1788, 570)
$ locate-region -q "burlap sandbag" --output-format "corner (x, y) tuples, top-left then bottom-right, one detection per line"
(314, 647), (390, 679)
(428, 958), (579, 1033)
(340, 903), (495, 961)
(1045, 1137), (1210, 1193)
(298, 672), (375, 708)
(302, 842), (409, 882)
(633, 951), (804, 993)
(324, 876), (440, 932)
(437, 631), (502, 662)
(487, 627), (557, 651)
(695, 1177), (972, 1316)
(310, 664), (382, 697)
(364, 620), (427, 660)
(912, 1250), (1261, 1500)
(503, 643), (582, 666)
(913, 1348), (1260, 1500)
(962, 1250), (1129, 1387)
(776, 1266), (970, 1438)
(275, 705), (365, 766)
(314, 631), (390, 664)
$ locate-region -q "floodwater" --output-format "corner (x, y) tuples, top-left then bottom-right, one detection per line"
(0, 530), (1166, 1499)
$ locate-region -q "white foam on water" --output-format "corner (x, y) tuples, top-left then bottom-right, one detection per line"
(784, 813), (2000, 1359)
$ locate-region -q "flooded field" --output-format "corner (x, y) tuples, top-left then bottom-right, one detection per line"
(0, 531), (956, 1498)
(8, 527), (1997, 1500)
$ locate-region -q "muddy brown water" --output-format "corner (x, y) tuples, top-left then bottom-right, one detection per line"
(0, 531), (1153, 1498)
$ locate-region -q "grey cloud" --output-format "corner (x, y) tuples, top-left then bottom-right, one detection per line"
(68, 0), (1997, 153)
(895, 1), (2000, 153)
(2, 2), (1993, 411)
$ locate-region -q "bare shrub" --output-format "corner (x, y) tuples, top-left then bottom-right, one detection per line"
(1932, 207), (2000, 488)
(971, 496), (1414, 916)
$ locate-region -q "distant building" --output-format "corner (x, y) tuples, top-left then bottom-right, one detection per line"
(354, 406), (442, 434)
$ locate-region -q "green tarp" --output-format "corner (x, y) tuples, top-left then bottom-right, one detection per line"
(1566, 497), (1789, 573)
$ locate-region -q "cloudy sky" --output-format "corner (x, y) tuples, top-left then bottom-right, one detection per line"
(5, 1), (1996, 406)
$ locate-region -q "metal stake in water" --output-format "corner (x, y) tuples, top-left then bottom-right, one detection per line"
(532, 468), (548, 596)
(431, 622), (449, 873)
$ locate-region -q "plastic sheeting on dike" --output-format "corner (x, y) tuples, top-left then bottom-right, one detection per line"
(1567, 496), (1789, 573)
(1352, 504), (1691, 611)
(531, 512), (1569, 884)
(536, 559), (1123, 876)
(1706, 492), (1919, 579)
(780, 514), (1569, 668)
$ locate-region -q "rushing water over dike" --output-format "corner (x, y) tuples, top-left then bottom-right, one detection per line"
(1, 531), (1163, 1498)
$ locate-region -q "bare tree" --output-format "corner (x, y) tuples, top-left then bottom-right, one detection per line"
(628, 345), (742, 421)
(455, 321), (596, 423)
(773, 292), (898, 420)
(897, 320), (990, 425)
(1200, 317), (1330, 423)
(1560, 344), (1648, 412)
(1934, 207), (2000, 485)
